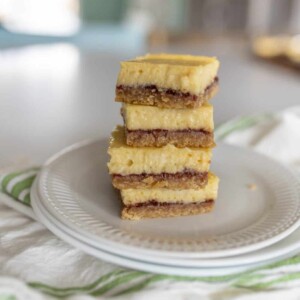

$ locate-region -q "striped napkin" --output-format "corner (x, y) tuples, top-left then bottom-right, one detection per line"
(1, 107), (300, 300)
(0, 167), (39, 206)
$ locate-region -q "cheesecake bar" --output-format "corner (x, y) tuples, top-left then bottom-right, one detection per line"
(116, 53), (219, 109)
(107, 126), (212, 189)
(121, 173), (219, 220)
(122, 103), (215, 148)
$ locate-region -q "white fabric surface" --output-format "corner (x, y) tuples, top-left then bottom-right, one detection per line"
(223, 107), (300, 170)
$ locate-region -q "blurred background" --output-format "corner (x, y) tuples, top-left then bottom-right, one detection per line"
(0, 0), (300, 53)
(0, 0), (299, 165)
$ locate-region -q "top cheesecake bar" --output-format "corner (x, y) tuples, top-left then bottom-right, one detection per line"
(115, 53), (220, 109)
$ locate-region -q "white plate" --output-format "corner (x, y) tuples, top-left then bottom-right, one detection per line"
(34, 139), (300, 259)
(32, 178), (300, 269)
(31, 182), (299, 277)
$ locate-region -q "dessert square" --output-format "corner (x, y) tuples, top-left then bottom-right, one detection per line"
(115, 53), (219, 108)
(107, 126), (212, 189)
(121, 173), (219, 220)
(122, 103), (215, 148)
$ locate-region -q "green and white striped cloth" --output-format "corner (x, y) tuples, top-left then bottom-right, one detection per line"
(0, 167), (39, 206)
(1, 108), (300, 300)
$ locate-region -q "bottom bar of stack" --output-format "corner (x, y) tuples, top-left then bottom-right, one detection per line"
(120, 173), (219, 220)
(107, 126), (219, 220)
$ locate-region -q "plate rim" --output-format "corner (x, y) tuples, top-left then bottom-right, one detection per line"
(31, 178), (300, 268)
(31, 179), (299, 276)
(37, 139), (300, 258)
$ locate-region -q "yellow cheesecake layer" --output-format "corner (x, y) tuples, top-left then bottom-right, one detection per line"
(121, 173), (219, 205)
(117, 53), (219, 95)
(107, 126), (212, 175)
(122, 103), (213, 131)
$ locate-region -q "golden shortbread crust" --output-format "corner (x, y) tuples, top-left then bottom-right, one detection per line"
(116, 79), (218, 109)
(122, 200), (214, 220)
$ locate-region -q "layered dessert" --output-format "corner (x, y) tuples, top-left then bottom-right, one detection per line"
(122, 103), (214, 148)
(107, 126), (212, 189)
(121, 173), (219, 220)
(109, 53), (220, 220)
(116, 53), (219, 109)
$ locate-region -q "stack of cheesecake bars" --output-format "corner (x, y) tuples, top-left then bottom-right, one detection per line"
(108, 54), (220, 220)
